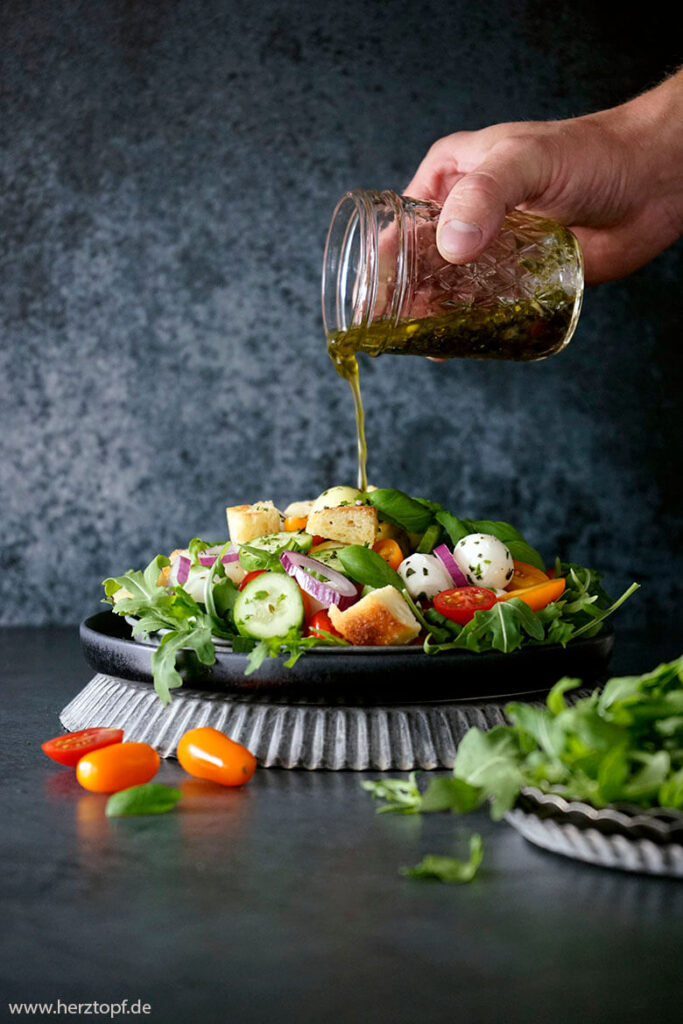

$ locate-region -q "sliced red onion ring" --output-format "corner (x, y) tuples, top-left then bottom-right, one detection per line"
(198, 551), (239, 566)
(176, 554), (191, 585)
(280, 550), (357, 610)
(434, 543), (468, 587)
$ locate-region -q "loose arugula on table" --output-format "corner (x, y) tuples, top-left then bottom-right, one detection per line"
(102, 486), (638, 703)
(363, 656), (683, 819)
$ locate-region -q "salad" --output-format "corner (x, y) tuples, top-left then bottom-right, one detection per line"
(103, 485), (638, 704)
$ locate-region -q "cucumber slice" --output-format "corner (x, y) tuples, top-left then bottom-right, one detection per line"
(245, 531), (312, 554)
(309, 546), (346, 575)
(233, 572), (304, 640)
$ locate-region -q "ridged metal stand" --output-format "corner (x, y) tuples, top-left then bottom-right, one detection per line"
(60, 673), (520, 770)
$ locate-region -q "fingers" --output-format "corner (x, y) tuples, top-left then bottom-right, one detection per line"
(436, 135), (553, 262)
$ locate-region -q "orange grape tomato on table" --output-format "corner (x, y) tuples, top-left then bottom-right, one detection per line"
(177, 728), (257, 787)
(76, 742), (160, 793)
(42, 727), (124, 767)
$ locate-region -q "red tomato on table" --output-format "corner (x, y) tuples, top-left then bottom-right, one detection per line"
(42, 728), (124, 767)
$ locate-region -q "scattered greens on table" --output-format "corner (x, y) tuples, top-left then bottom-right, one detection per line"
(363, 656), (683, 820)
(102, 486), (638, 704)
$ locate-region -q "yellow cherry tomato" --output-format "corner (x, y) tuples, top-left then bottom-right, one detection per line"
(76, 742), (160, 793)
(177, 727), (257, 787)
(372, 538), (404, 572)
(505, 559), (549, 591)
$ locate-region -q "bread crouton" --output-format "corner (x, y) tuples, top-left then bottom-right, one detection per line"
(226, 501), (281, 544)
(328, 585), (420, 646)
(306, 504), (378, 547)
(283, 499), (315, 518)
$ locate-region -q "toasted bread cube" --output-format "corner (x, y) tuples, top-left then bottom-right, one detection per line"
(226, 501), (281, 545)
(283, 499), (315, 519)
(328, 585), (420, 646)
(306, 504), (378, 547)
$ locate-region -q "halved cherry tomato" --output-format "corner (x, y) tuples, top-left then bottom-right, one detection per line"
(306, 609), (342, 639)
(433, 587), (497, 625)
(42, 728), (124, 767)
(284, 515), (308, 532)
(372, 538), (404, 572)
(177, 727), (256, 787)
(238, 569), (267, 591)
(310, 535), (326, 547)
(505, 559), (549, 592)
(76, 742), (160, 793)
(500, 577), (566, 611)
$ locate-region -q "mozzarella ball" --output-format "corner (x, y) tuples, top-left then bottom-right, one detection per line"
(398, 553), (454, 600)
(452, 533), (514, 589)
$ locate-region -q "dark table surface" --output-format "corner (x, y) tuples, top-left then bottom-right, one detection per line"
(3, 625), (682, 1024)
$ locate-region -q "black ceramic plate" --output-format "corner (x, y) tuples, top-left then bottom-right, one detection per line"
(80, 611), (615, 705)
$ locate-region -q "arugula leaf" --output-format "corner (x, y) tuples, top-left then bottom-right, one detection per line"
(401, 834), (483, 883)
(361, 772), (422, 814)
(453, 726), (525, 819)
(425, 598), (545, 655)
(238, 543), (287, 573)
(106, 783), (182, 818)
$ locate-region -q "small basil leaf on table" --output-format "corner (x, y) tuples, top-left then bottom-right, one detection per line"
(105, 783), (182, 817)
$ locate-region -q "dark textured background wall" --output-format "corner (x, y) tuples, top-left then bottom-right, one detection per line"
(1, 0), (681, 631)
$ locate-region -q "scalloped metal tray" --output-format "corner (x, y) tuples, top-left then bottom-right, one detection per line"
(506, 788), (683, 877)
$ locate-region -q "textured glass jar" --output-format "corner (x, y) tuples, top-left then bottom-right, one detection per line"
(322, 189), (584, 366)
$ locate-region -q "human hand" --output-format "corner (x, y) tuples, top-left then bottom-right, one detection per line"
(404, 71), (683, 285)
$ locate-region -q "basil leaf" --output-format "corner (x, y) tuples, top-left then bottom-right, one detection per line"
(366, 488), (436, 533)
(105, 783), (182, 818)
(401, 834), (483, 883)
(338, 545), (404, 591)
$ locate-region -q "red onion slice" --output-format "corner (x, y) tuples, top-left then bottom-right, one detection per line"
(280, 550), (358, 610)
(198, 551), (239, 566)
(434, 543), (468, 587)
(176, 554), (191, 585)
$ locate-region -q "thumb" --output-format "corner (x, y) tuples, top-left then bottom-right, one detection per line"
(436, 137), (550, 263)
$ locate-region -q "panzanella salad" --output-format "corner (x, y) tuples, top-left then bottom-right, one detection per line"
(103, 486), (638, 704)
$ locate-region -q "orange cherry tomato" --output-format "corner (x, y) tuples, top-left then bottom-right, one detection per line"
(76, 742), (160, 793)
(42, 727), (124, 767)
(284, 515), (308, 532)
(177, 727), (257, 787)
(500, 577), (566, 611)
(306, 609), (342, 639)
(433, 587), (498, 625)
(238, 569), (267, 591)
(504, 559), (549, 592)
(372, 538), (404, 572)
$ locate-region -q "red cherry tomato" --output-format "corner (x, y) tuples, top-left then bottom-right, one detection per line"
(42, 728), (124, 767)
(433, 587), (497, 625)
(306, 609), (342, 639)
(239, 569), (267, 591)
(177, 727), (257, 787)
(76, 742), (160, 793)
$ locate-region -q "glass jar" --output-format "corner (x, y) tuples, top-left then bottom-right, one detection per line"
(322, 189), (584, 367)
